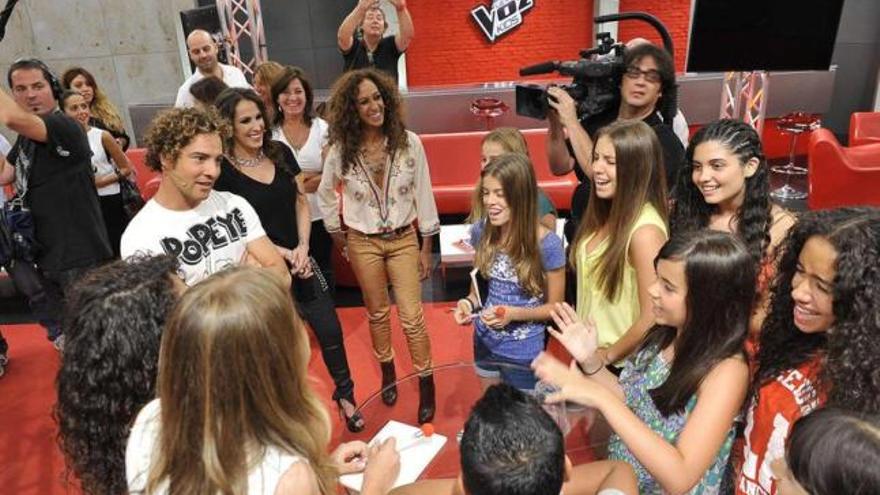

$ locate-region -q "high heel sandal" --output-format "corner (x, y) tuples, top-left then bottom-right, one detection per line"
(336, 396), (365, 433)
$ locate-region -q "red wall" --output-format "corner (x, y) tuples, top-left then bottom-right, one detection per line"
(617, 0), (692, 72)
(406, 1), (593, 86)
(406, 0), (695, 85)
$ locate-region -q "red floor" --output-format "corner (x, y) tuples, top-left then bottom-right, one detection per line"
(0, 301), (588, 494)
(0, 302), (472, 495)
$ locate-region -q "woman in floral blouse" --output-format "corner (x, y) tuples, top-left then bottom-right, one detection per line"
(318, 68), (439, 425)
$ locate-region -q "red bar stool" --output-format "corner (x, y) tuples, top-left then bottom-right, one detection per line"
(771, 112), (821, 200)
(470, 97), (508, 130)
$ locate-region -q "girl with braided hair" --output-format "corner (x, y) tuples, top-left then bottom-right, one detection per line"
(734, 207), (880, 495)
(670, 119), (796, 341)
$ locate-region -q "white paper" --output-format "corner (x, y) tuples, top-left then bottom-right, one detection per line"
(339, 420), (448, 492)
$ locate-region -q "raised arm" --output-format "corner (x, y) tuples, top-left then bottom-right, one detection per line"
(338, 0), (374, 52)
(0, 88), (47, 143)
(546, 87), (594, 179)
(389, 0), (414, 52)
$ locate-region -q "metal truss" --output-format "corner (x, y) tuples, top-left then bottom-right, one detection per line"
(719, 71), (769, 135)
(215, 0), (267, 78)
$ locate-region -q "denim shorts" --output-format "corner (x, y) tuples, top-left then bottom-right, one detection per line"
(473, 337), (538, 391)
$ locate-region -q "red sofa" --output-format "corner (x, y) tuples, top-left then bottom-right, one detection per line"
(420, 128), (578, 215)
(808, 128), (880, 210)
(124, 148), (161, 201)
(849, 112), (880, 147)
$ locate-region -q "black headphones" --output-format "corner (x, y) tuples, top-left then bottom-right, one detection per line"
(7, 58), (64, 101)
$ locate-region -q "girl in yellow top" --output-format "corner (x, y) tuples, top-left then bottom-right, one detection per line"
(572, 120), (669, 365)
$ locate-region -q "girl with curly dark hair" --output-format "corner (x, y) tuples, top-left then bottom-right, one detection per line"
(55, 255), (180, 495)
(734, 207), (880, 495)
(670, 119), (796, 339)
(317, 68), (440, 424)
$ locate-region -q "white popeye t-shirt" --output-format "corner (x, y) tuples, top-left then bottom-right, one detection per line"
(120, 190), (265, 286)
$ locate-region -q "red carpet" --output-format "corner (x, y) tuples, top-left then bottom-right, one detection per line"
(0, 302), (584, 494)
(0, 302), (471, 494)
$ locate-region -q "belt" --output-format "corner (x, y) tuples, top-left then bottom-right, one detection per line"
(352, 225), (413, 240)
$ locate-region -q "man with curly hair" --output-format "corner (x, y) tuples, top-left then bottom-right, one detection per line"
(120, 107), (289, 287)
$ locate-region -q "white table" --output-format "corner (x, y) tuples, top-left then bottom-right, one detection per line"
(439, 219), (567, 279)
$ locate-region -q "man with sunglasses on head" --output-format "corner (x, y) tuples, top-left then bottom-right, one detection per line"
(546, 43), (685, 241)
(0, 59), (112, 354)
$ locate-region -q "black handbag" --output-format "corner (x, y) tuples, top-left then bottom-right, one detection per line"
(116, 169), (145, 219)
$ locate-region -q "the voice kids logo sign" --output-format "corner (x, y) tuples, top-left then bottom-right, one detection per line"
(471, 0), (534, 43)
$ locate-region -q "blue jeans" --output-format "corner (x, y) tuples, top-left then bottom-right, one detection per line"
(473, 337), (538, 391)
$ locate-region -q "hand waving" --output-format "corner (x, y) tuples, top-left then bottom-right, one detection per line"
(547, 302), (598, 364)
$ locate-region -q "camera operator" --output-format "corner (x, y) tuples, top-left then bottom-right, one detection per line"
(546, 43), (684, 240)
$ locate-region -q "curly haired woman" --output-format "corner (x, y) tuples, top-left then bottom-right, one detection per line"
(55, 255), (180, 495)
(734, 207), (880, 495)
(317, 68), (439, 424)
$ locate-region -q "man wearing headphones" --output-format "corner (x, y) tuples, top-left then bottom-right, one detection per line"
(338, 0), (413, 83)
(0, 59), (112, 351)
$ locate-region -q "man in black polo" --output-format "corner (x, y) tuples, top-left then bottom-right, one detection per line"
(338, 0), (414, 82)
(546, 43), (685, 240)
(0, 59), (112, 350)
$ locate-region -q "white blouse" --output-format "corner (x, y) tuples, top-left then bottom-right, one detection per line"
(126, 399), (306, 494)
(272, 117), (329, 222)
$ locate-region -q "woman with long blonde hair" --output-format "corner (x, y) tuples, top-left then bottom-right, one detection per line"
(62, 67), (130, 150)
(571, 119), (668, 366)
(125, 267), (399, 494)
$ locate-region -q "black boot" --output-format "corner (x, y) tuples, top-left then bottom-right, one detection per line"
(418, 374), (436, 424)
(380, 360), (398, 406)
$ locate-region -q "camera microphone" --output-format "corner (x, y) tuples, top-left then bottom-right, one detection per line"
(519, 61), (559, 77)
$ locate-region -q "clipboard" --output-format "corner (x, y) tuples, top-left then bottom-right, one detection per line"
(339, 420), (448, 492)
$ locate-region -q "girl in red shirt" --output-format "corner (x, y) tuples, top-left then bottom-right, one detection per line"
(735, 207), (880, 495)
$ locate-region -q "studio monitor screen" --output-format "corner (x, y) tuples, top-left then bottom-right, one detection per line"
(686, 0), (845, 72)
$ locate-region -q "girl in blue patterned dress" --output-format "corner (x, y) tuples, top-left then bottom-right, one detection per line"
(533, 230), (752, 494)
(452, 153), (565, 391)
